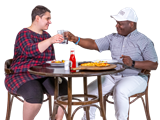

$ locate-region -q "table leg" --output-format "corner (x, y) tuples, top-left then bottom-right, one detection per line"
(51, 77), (59, 120)
(83, 77), (90, 120)
(97, 76), (106, 120)
(68, 77), (72, 120)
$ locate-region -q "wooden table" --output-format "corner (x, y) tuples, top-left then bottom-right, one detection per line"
(28, 63), (125, 120)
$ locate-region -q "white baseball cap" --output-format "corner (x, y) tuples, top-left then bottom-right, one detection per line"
(111, 7), (138, 22)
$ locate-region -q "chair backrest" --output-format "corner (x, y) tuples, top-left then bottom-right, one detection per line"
(5, 59), (14, 75)
(4, 59), (51, 99)
(141, 70), (151, 92)
(141, 69), (150, 75)
(130, 69), (151, 99)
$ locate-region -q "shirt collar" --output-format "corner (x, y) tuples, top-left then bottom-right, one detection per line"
(127, 29), (138, 37)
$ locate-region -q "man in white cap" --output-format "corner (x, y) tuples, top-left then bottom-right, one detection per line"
(65, 7), (158, 120)
(110, 7), (138, 36)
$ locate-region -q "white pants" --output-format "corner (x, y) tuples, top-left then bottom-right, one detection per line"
(82, 74), (147, 120)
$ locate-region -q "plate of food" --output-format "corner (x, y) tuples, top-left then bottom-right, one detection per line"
(80, 62), (110, 67)
(71, 61), (117, 71)
(46, 60), (65, 66)
(92, 59), (118, 64)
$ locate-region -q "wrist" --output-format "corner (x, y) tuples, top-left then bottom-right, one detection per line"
(75, 37), (80, 45)
(49, 37), (53, 44)
(132, 60), (135, 67)
(74, 37), (78, 43)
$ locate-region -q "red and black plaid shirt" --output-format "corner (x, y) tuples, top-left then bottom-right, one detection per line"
(5, 28), (55, 94)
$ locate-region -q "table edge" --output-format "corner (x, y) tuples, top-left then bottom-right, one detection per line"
(28, 68), (125, 77)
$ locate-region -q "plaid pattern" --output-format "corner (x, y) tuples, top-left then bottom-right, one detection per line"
(95, 29), (158, 79)
(5, 28), (55, 94)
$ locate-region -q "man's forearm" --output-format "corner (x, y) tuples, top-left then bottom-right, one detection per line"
(134, 61), (158, 70)
(75, 37), (99, 51)
(38, 38), (52, 53)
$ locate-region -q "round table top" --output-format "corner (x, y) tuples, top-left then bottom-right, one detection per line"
(28, 63), (125, 77)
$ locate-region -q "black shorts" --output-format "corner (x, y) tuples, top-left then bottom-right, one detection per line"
(17, 77), (68, 103)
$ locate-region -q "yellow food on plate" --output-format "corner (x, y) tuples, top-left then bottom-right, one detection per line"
(99, 61), (107, 63)
(94, 60), (107, 63)
(51, 60), (65, 63)
(80, 62), (110, 67)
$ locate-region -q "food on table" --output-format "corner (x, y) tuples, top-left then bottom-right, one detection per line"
(62, 59), (65, 63)
(51, 60), (65, 63)
(94, 60), (107, 63)
(80, 62), (110, 67)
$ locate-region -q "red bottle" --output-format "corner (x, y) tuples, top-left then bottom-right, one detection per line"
(69, 48), (76, 72)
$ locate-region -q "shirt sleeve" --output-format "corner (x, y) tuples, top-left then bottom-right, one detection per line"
(142, 40), (158, 62)
(16, 31), (41, 57)
(95, 34), (112, 52)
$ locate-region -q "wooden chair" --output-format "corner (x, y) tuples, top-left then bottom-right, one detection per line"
(5, 59), (52, 120)
(103, 69), (151, 120)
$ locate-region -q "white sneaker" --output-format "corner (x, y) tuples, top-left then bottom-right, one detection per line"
(81, 110), (96, 120)
(81, 115), (95, 120)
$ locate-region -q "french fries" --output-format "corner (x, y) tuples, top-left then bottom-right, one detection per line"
(80, 62), (110, 67)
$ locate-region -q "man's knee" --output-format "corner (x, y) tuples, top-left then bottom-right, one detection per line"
(113, 85), (127, 95)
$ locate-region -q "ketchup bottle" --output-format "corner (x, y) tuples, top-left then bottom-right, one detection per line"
(69, 48), (76, 72)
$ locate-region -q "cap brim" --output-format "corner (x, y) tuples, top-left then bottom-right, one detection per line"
(110, 15), (127, 21)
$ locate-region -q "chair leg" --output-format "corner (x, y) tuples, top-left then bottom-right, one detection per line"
(145, 90), (151, 120)
(83, 77), (90, 120)
(105, 102), (107, 120)
(103, 96), (106, 113)
(141, 97), (149, 120)
(127, 108), (130, 120)
(48, 95), (52, 118)
(5, 92), (14, 120)
(85, 106), (90, 120)
(51, 77), (59, 120)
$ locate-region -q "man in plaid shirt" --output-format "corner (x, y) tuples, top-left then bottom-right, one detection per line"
(5, 5), (67, 120)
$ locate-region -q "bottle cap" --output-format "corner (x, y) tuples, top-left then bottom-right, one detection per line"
(70, 48), (75, 55)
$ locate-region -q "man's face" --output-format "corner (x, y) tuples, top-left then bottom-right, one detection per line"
(116, 21), (132, 36)
(38, 12), (51, 30)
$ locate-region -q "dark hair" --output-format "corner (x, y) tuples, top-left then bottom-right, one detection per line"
(31, 5), (51, 22)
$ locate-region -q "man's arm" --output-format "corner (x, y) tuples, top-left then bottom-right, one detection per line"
(38, 37), (53, 53)
(74, 37), (99, 50)
(121, 38), (158, 71)
(18, 32), (63, 57)
(38, 34), (64, 53)
(121, 55), (158, 70)
(65, 32), (99, 51)
(134, 61), (158, 70)
(136, 39), (158, 70)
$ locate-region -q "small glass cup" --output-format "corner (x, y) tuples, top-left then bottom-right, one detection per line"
(64, 60), (70, 70)
(57, 30), (68, 44)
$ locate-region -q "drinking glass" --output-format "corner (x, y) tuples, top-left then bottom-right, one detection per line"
(57, 29), (69, 45)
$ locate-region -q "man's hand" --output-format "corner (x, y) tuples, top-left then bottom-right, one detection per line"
(120, 55), (133, 67)
(50, 34), (64, 44)
(64, 31), (78, 43)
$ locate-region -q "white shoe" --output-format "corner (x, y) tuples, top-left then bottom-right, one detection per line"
(82, 111), (96, 120)
(81, 115), (95, 120)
